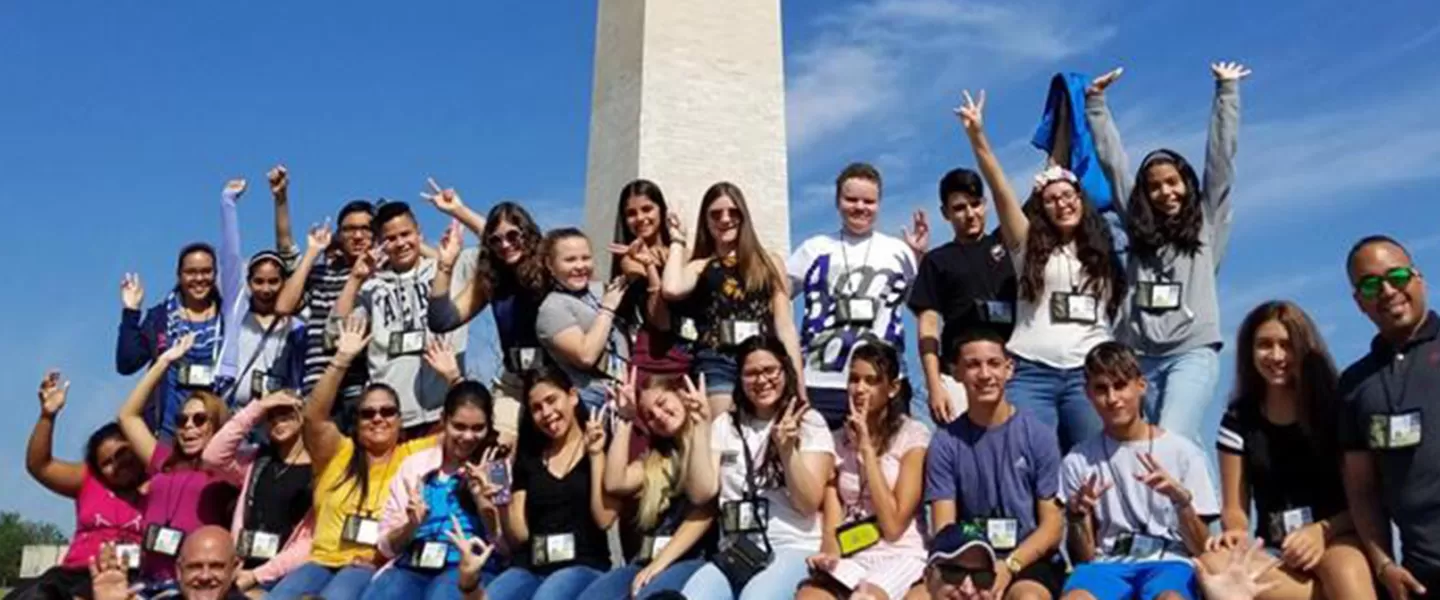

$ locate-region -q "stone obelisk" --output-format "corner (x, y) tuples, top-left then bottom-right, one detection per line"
(582, 0), (790, 278)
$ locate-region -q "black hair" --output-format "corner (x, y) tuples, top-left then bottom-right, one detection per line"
(1230, 301), (1340, 460)
(1346, 234), (1410, 277)
(516, 367), (591, 459)
(333, 382), (402, 508)
(1083, 341), (1144, 383)
(373, 201), (416, 234)
(731, 336), (802, 488)
(443, 380), (499, 463)
(246, 250), (286, 279)
(83, 423), (136, 489)
(1127, 150), (1204, 258)
(847, 343), (911, 454)
(938, 167), (985, 207)
(611, 179), (674, 278)
(336, 200), (377, 225)
(1020, 181), (1126, 319)
(947, 327), (1009, 366)
(174, 243), (221, 306)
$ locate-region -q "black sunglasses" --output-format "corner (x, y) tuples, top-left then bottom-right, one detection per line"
(358, 406), (400, 421)
(935, 563), (996, 589)
(178, 413), (210, 429)
(1356, 266), (1418, 300)
(487, 229), (524, 248)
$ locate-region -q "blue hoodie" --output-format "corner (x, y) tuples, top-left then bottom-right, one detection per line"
(1031, 72), (1115, 212)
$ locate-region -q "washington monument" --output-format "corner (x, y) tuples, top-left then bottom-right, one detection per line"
(581, 0), (791, 277)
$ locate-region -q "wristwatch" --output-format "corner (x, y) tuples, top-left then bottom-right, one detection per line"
(1004, 556), (1024, 574)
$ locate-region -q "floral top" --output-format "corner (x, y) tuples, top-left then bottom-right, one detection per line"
(695, 255), (774, 351)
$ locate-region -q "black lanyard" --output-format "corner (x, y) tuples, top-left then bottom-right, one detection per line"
(1379, 346), (1420, 415)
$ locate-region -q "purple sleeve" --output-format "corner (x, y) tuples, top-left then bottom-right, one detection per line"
(1030, 419), (1062, 500)
(924, 429), (958, 503)
(219, 189), (244, 380)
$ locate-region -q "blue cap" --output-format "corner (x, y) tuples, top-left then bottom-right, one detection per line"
(928, 523), (996, 565)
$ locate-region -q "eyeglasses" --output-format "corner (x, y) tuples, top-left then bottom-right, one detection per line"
(487, 229), (524, 248)
(741, 365), (782, 381)
(1356, 266), (1418, 300)
(359, 406), (400, 421)
(340, 224), (372, 235)
(178, 413), (210, 429)
(934, 563), (997, 589)
(1042, 188), (1078, 206)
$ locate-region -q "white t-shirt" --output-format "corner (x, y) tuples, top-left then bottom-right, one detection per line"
(354, 249), (478, 426)
(1006, 243), (1113, 369)
(1060, 429), (1219, 563)
(787, 231), (916, 390)
(711, 408), (836, 552)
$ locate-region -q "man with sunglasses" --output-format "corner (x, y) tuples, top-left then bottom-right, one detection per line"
(925, 523), (1003, 600)
(1338, 235), (1440, 600)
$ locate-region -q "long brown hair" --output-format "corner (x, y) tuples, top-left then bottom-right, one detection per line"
(1230, 301), (1340, 455)
(848, 343), (910, 455)
(1020, 180), (1124, 319)
(473, 202), (547, 301)
(691, 182), (783, 296)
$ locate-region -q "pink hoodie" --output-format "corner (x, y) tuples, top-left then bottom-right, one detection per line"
(201, 401), (316, 585)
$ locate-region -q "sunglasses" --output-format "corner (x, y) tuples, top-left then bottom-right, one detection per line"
(1356, 266), (1418, 300)
(707, 208), (742, 221)
(487, 229), (524, 248)
(178, 413), (210, 429)
(359, 406), (400, 421)
(934, 563), (996, 589)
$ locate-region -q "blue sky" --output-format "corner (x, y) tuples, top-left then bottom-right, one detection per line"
(2, 0), (1438, 530)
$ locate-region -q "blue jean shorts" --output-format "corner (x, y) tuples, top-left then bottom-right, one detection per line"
(692, 348), (738, 396)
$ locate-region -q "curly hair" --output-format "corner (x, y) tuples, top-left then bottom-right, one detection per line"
(1127, 149), (1204, 258)
(847, 343), (911, 455)
(1020, 180), (1125, 319)
(473, 202), (548, 302)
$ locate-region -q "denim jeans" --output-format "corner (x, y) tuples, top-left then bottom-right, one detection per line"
(267, 562), (376, 600)
(1141, 346), (1221, 447)
(484, 565), (604, 600)
(578, 559), (707, 599)
(360, 565), (490, 600)
(680, 548), (813, 600)
(1006, 357), (1103, 452)
(693, 348), (738, 397)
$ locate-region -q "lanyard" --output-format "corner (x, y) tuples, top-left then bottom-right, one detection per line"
(1100, 429), (1156, 531)
(226, 315), (286, 403)
(1379, 347), (1420, 414)
(838, 230), (875, 282)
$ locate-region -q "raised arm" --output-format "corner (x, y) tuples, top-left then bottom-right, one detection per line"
(269, 166), (297, 265)
(275, 224), (330, 317)
(218, 179), (247, 381)
(335, 248), (380, 319)
(115, 273), (153, 375)
(769, 255), (807, 392)
(680, 377), (720, 505)
(660, 215), (704, 301)
(543, 280), (626, 370)
(957, 90), (1029, 250)
(602, 377), (646, 496)
(1083, 68), (1133, 214)
(203, 394), (296, 486)
(776, 407), (834, 516)
(1203, 62), (1247, 266)
(1064, 469), (1108, 564)
(27, 371), (85, 498)
(118, 333), (196, 464)
(585, 414), (622, 529)
(304, 316), (369, 470)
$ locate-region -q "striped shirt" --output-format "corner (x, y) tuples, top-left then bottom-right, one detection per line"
(301, 256), (368, 398)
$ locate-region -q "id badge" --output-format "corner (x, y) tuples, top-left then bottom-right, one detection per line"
(1268, 507), (1314, 541)
(980, 300), (1015, 324)
(115, 543), (142, 570)
(532, 533), (576, 565)
(722, 498), (769, 533)
(603, 351), (626, 380)
(1115, 533), (1164, 559)
(985, 518), (1019, 551)
(342, 515), (381, 546)
(488, 461), (511, 504)
(1049, 292), (1098, 324)
(1138, 282), (1182, 311)
(722, 320), (762, 346)
(411, 540), (450, 570)
(144, 524), (185, 557)
(177, 363), (216, 388)
(836, 517), (881, 557)
(1370, 411), (1424, 449)
(677, 317), (700, 342)
(250, 371), (284, 400)
(508, 347), (540, 372)
(836, 297), (877, 324)
(639, 535), (673, 562)
(388, 330), (425, 356)
(238, 530), (281, 560)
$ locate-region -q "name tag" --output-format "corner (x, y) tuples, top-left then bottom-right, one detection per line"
(836, 517), (881, 557)
(677, 317), (699, 342)
(250, 370), (285, 400)
(835, 297), (877, 324)
(1369, 410), (1423, 450)
(488, 461), (512, 505)
(144, 524), (185, 557)
(341, 515), (381, 546)
(977, 299), (1015, 324)
(603, 351), (627, 380)
(237, 530), (281, 560)
(721, 499), (769, 534)
(388, 330), (426, 356)
(410, 540), (450, 570)
(1136, 282), (1183, 311)
(507, 347), (541, 372)
(1050, 292), (1099, 324)
(984, 518), (1019, 551)
(1114, 533), (1165, 559)
(531, 532), (576, 566)
(1267, 507), (1313, 542)
(115, 544), (142, 570)
(639, 535), (673, 562)
(177, 363), (216, 388)
(719, 450), (740, 467)
(720, 319), (762, 347)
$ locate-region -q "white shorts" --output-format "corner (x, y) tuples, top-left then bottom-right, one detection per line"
(835, 552), (927, 599)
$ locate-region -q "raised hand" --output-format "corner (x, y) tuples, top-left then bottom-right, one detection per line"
(446, 515), (495, 593)
(307, 220), (334, 254)
(954, 89), (986, 134)
(902, 209), (930, 256)
(584, 413), (606, 456)
(666, 213), (687, 246)
(335, 315), (372, 360)
(423, 336), (461, 384)
(1211, 61), (1252, 82)
(159, 333), (197, 364)
(38, 370), (69, 417)
(1279, 523), (1326, 572)
(772, 399), (806, 452)
(1192, 538), (1280, 600)
(421, 177), (465, 216)
(224, 178), (248, 201)
(120, 273), (145, 311)
(405, 479), (429, 526)
(1135, 452), (1193, 506)
(600, 275), (628, 312)
(437, 218), (463, 271)
(1068, 473), (1113, 520)
(255, 390), (303, 414)
(351, 246), (388, 281)
(610, 366), (639, 422)
(1087, 67), (1124, 96)
(268, 165), (289, 197)
(88, 542), (137, 600)
(681, 373), (711, 426)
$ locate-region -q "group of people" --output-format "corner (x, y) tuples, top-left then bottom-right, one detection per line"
(9, 59), (1439, 600)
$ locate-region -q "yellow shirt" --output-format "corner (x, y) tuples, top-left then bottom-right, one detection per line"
(309, 435), (436, 567)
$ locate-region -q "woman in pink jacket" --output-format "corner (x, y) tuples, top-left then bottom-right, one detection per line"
(202, 390), (316, 597)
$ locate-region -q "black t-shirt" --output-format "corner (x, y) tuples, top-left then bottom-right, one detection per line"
(241, 457), (313, 568)
(513, 450), (611, 573)
(907, 231), (1017, 365)
(1338, 312), (1440, 571)
(1217, 403), (1346, 539)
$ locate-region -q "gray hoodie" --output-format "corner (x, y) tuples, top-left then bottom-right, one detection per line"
(1086, 79), (1239, 356)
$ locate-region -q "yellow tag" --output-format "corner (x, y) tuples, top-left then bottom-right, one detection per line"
(836, 519), (881, 557)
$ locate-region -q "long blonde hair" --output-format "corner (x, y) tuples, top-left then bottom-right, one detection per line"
(635, 375), (693, 530)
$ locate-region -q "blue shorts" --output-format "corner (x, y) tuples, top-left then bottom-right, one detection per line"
(693, 348), (737, 396)
(1062, 561), (1197, 600)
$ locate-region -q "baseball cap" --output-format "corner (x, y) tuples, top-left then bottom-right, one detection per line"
(928, 522), (997, 565)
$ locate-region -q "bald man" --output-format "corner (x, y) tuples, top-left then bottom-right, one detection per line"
(176, 526), (245, 600)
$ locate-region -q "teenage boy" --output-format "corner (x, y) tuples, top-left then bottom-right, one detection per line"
(909, 168), (1019, 424)
(788, 162), (926, 428)
(926, 328), (1065, 599)
(1061, 342), (1218, 600)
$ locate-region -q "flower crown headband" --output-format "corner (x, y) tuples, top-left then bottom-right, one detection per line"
(1032, 165), (1078, 193)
